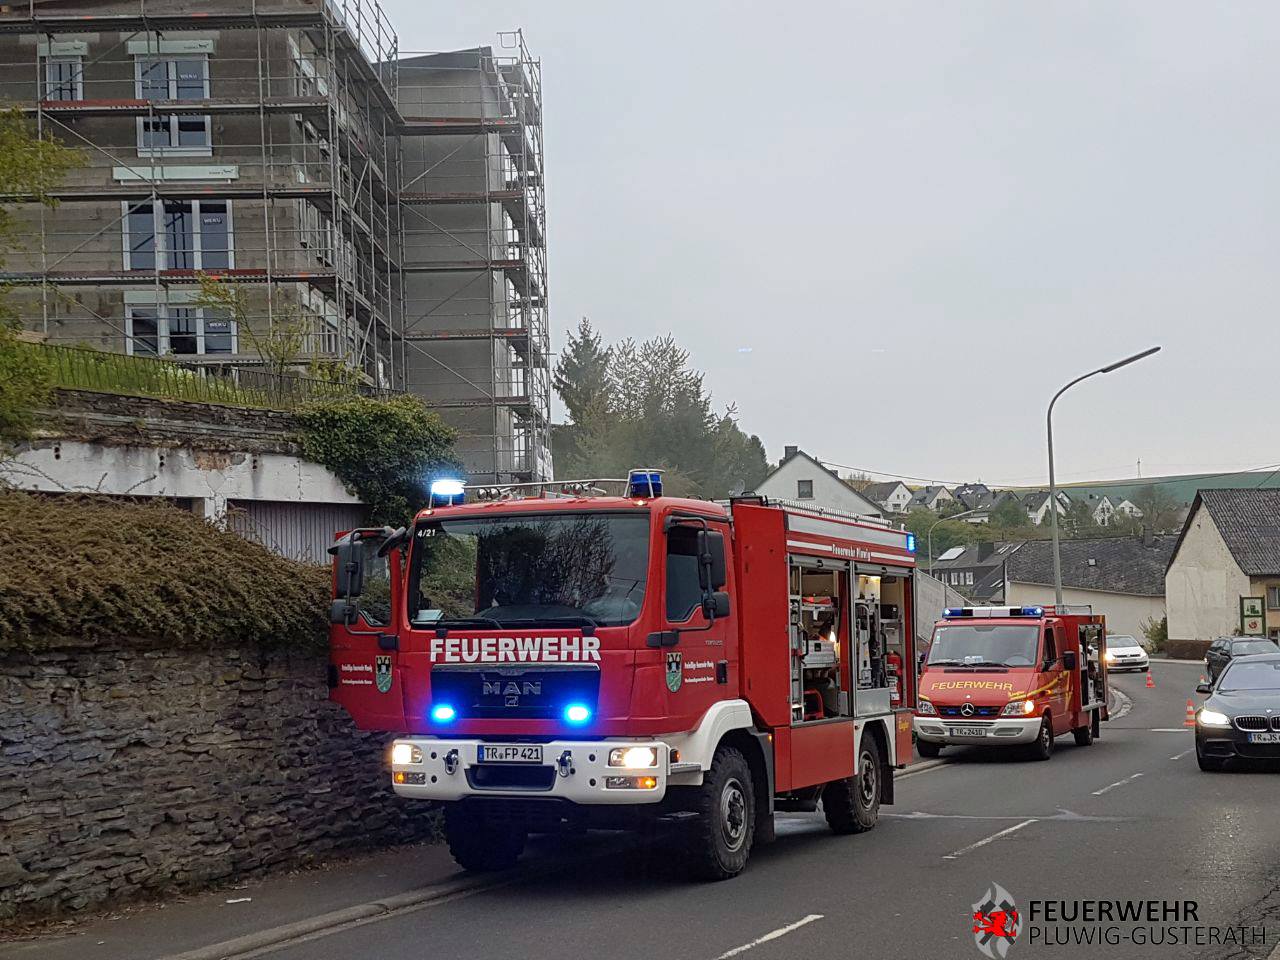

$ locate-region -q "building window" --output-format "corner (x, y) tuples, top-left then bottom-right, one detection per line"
(797, 479), (814, 499)
(1269, 585), (1280, 610)
(123, 200), (232, 271)
(126, 305), (235, 357)
(135, 56), (211, 154)
(42, 56), (83, 101)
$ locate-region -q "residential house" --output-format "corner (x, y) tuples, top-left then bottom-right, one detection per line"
(863, 480), (912, 515)
(953, 483), (994, 511)
(1023, 490), (1071, 526)
(908, 485), (955, 512)
(1080, 493), (1145, 528)
(1166, 489), (1280, 651)
(755, 446), (883, 517)
(1005, 534), (1176, 641)
(928, 541), (1024, 602)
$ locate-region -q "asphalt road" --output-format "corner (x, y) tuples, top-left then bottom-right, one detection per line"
(261, 662), (1280, 960)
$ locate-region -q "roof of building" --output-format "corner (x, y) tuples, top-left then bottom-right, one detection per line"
(1171, 489), (1280, 577)
(1005, 535), (1177, 596)
(757, 447), (882, 516)
(909, 484), (952, 505)
(863, 480), (908, 502)
(929, 541), (1023, 572)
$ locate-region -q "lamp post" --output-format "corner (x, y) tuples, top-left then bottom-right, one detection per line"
(926, 507), (980, 575)
(1047, 346), (1161, 605)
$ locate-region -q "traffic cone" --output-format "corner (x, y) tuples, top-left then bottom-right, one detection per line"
(1184, 699), (1196, 728)
(1145, 671), (1155, 689)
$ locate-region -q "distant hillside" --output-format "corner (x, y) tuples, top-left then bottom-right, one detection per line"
(1005, 469), (1280, 506)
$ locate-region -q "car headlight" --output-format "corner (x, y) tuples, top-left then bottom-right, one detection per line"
(391, 743), (422, 765)
(1197, 708), (1231, 728)
(1001, 700), (1037, 716)
(1104, 650), (1116, 661)
(608, 746), (658, 768)
(917, 700), (936, 715)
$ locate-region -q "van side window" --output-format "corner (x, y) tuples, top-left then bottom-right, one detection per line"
(666, 526), (704, 622)
(1043, 626), (1057, 665)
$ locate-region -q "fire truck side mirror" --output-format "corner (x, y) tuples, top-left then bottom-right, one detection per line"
(330, 535), (366, 600)
(704, 591), (731, 621)
(329, 599), (358, 626)
(1062, 650), (1077, 671)
(696, 530), (727, 591)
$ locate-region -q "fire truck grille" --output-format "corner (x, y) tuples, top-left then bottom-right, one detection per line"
(431, 666), (600, 720)
(937, 705), (1001, 718)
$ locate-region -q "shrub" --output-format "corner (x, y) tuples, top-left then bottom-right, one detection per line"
(0, 490), (328, 651)
(1140, 615), (1168, 654)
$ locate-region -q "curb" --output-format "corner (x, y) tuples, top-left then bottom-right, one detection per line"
(1109, 686), (1133, 722)
(1148, 658), (1204, 665)
(898, 758), (947, 778)
(162, 871), (512, 960)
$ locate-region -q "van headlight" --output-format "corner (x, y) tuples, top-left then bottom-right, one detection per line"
(917, 700), (936, 715)
(1001, 700), (1037, 716)
(609, 746), (658, 768)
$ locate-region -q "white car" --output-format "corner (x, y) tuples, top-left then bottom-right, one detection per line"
(1105, 635), (1149, 672)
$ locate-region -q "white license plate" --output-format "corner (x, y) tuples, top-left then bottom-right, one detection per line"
(478, 744), (544, 764)
(1247, 732), (1280, 744)
(949, 726), (988, 737)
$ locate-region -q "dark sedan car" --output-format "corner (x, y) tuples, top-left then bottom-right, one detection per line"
(1195, 653), (1280, 771)
(1205, 637), (1279, 681)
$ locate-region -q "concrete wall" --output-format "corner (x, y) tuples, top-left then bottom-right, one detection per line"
(1005, 581), (1166, 642)
(0, 640), (434, 924)
(1166, 504), (1251, 644)
(756, 456), (882, 517)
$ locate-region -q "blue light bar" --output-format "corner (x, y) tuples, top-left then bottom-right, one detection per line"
(943, 608), (970, 618)
(906, 533), (917, 553)
(1022, 606), (1044, 617)
(563, 703), (592, 725)
(627, 469), (663, 499)
(430, 703), (457, 723)
(429, 478), (466, 508)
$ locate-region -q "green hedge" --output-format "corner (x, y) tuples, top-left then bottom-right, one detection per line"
(0, 490), (329, 651)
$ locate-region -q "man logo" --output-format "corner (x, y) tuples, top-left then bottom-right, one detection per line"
(666, 652), (683, 693)
(971, 882), (1020, 958)
(374, 655), (393, 694)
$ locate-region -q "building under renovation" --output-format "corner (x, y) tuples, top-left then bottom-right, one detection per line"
(0, 0), (551, 483)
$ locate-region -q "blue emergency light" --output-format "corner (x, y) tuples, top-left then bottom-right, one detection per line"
(429, 477), (466, 507)
(627, 469), (663, 499)
(906, 533), (917, 553)
(430, 703), (457, 723)
(563, 703), (592, 725)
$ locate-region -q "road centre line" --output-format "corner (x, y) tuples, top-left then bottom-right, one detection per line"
(942, 819), (1037, 860)
(1092, 772), (1144, 796)
(1170, 747), (1195, 761)
(1150, 728), (1194, 733)
(716, 915), (824, 959)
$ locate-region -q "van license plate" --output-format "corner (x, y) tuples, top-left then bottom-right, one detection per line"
(949, 726), (987, 737)
(1247, 732), (1280, 744)
(478, 744), (543, 763)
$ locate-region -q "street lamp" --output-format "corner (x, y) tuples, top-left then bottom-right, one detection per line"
(1047, 346), (1161, 605)
(926, 507), (980, 575)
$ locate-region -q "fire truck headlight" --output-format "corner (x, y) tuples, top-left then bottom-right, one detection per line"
(1001, 700), (1037, 716)
(609, 746), (658, 768)
(1197, 708), (1231, 727)
(917, 700), (936, 715)
(391, 743), (422, 766)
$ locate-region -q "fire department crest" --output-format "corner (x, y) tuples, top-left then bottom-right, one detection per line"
(374, 655), (393, 694)
(665, 652), (683, 693)
(971, 882), (1020, 958)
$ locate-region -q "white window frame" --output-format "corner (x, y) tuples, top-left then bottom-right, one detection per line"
(121, 199), (234, 271)
(42, 55), (83, 101)
(125, 304), (237, 357)
(797, 479), (814, 500)
(1268, 585), (1280, 611)
(134, 55), (212, 157)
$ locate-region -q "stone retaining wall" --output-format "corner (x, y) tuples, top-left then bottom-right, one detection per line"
(0, 641), (433, 925)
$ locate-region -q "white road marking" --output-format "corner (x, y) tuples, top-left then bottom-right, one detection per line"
(942, 819), (1037, 860)
(1092, 772), (1144, 796)
(717, 914), (824, 959)
(1170, 747), (1195, 761)
(1149, 728), (1193, 733)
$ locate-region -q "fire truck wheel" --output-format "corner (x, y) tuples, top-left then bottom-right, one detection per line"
(916, 739), (942, 759)
(1072, 718), (1095, 746)
(684, 745), (755, 881)
(823, 734), (882, 834)
(443, 804), (526, 872)
(1027, 715), (1055, 761)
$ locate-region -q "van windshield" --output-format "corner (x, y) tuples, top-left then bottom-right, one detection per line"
(407, 511), (650, 628)
(927, 624), (1040, 668)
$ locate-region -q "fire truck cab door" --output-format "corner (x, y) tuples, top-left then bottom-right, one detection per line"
(329, 531), (407, 732)
(660, 521), (733, 726)
(1042, 623), (1070, 734)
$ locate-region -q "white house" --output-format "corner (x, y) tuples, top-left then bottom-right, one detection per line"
(908, 485), (955, 512)
(1024, 490), (1070, 526)
(755, 446), (883, 518)
(863, 480), (912, 514)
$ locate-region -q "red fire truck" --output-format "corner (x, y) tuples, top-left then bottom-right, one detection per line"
(328, 470), (918, 880)
(913, 605), (1110, 760)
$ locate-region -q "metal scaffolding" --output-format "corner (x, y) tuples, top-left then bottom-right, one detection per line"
(0, 2), (552, 481)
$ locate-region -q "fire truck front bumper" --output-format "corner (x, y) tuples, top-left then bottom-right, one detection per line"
(388, 737), (672, 805)
(913, 715), (1042, 746)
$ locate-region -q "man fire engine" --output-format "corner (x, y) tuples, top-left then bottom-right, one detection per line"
(328, 470), (918, 880)
(914, 605), (1109, 759)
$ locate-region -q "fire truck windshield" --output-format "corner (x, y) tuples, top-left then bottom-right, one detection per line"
(407, 512), (651, 628)
(927, 624), (1040, 668)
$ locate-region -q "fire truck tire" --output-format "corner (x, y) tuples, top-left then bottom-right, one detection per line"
(683, 745), (755, 881)
(443, 805), (526, 872)
(823, 733), (881, 835)
(916, 739), (942, 758)
(1027, 715), (1054, 761)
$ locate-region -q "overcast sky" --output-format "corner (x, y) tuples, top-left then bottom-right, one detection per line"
(382, 1), (1280, 487)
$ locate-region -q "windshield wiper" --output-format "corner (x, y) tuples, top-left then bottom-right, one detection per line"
(426, 616), (504, 633)
(929, 658), (963, 666)
(499, 614), (601, 635)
